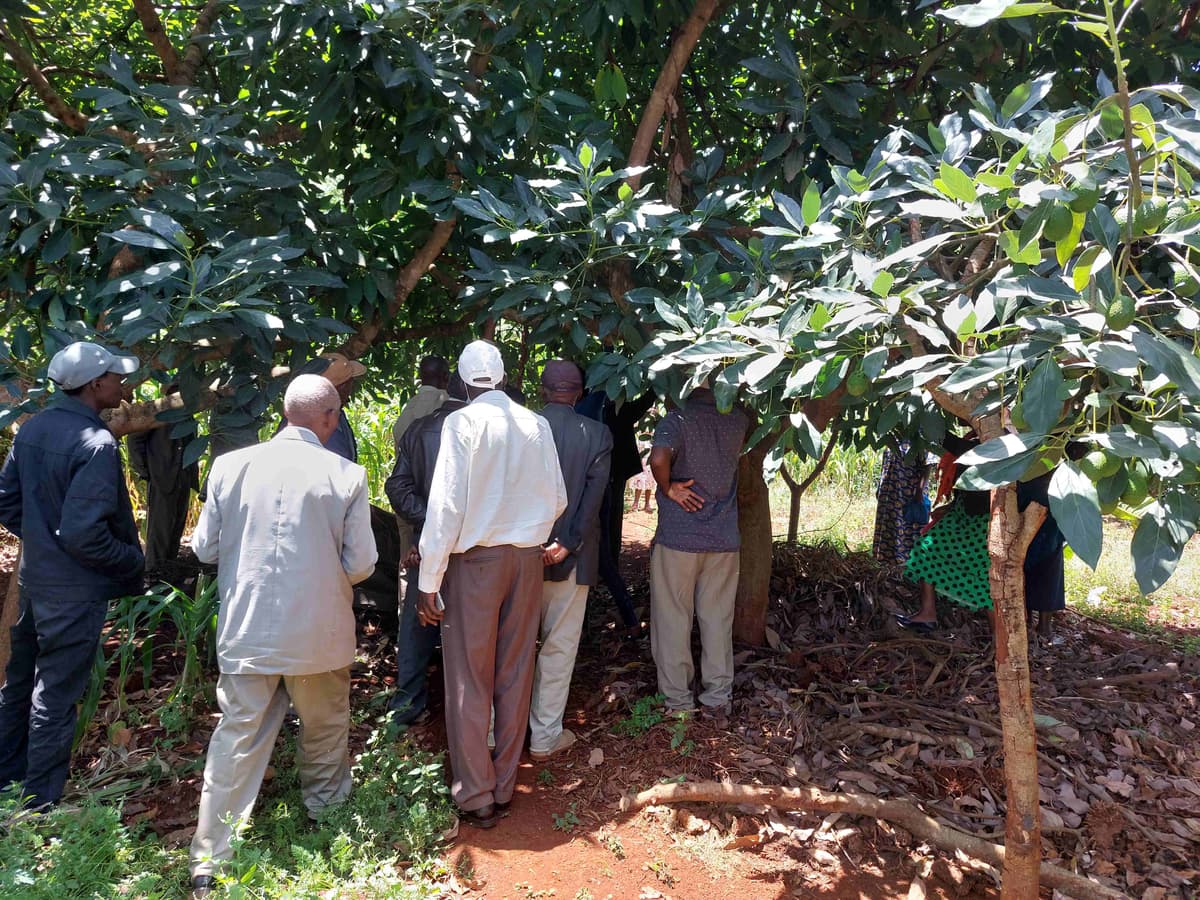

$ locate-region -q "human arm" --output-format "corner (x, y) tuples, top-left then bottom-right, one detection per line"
(0, 447), (22, 537)
(552, 429), (613, 558)
(58, 442), (145, 580)
(190, 457), (223, 564)
(384, 429), (426, 527)
(126, 432), (151, 481)
(341, 467), (378, 585)
(416, 415), (472, 594)
(650, 445), (704, 511)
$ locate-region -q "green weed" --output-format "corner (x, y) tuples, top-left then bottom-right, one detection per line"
(552, 802), (580, 833)
(615, 694), (665, 737)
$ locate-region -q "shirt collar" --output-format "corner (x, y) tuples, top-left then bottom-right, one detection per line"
(471, 390), (510, 407)
(54, 394), (107, 428)
(275, 425), (324, 446)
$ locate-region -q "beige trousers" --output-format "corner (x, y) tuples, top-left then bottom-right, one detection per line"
(650, 545), (739, 711)
(190, 668), (352, 876)
(441, 544), (543, 812)
(529, 573), (589, 752)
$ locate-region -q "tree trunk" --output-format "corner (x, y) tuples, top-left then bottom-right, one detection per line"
(734, 437), (773, 644)
(0, 548), (19, 681)
(987, 483), (1047, 898)
(779, 431), (839, 543)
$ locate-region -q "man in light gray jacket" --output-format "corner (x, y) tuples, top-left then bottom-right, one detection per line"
(188, 375), (377, 898)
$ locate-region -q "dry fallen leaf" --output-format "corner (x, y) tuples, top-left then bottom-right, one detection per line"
(588, 747), (604, 768)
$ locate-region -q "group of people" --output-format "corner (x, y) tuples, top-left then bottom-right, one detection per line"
(0, 339), (751, 900)
(872, 434), (1067, 638)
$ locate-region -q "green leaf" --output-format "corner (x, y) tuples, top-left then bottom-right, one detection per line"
(1049, 462), (1102, 569)
(1131, 330), (1200, 403)
(1020, 356), (1064, 433)
(578, 141), (595, 170)
(998, 229), (1041, 265)
(958, 448), (1040, 490)
(1001, 81), (1032, 122)
(957, 432), (1047, 467)
(801, 180), (821, 226)
(935, 161), (977, 203)
(1071, 245), (1109, 292)
(939, 0), (1066, 26)
(1131, 502), (1187, 594)
(1086, 427), (1164, 460)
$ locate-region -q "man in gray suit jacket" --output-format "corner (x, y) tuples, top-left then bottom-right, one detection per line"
(529, 361), (613, 759)
(188, 375), (377, 898)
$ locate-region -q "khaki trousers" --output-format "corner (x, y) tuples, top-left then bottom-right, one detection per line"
(190, 668), (352, 876)
(441, 544), (542, 812)
(529, 573), (589, 752)
(650, 545), (739, 711)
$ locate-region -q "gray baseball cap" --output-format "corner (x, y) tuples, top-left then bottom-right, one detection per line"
(47, 341), (139, 390)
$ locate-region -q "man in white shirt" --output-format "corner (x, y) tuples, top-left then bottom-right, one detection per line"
(188, 375), (377, 898)
(417, 341), (566, 829)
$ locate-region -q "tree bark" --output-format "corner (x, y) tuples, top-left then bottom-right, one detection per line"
(0, 22), (92, 133)
(625, 0), (723, 191)
(0, 548), (19, 681)
(619, 781), (1122, 900)
(734, 435), (774, 645)
(101, 388), (217, 437)
(131, 0), (181, 82)
(780, 429), (838, 543)
(172, 0), (222, 86)
(987, 484), (1047, 899)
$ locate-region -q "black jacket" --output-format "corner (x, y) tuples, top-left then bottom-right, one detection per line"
(0, 396), (144, 602)
(541, 403), (613, 585)
(384, 399), (467, 531)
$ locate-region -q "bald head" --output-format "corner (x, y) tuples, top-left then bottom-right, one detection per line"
(284, 374), (341, 442)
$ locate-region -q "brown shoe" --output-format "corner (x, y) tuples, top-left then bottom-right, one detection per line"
(529, 728), (577, 761)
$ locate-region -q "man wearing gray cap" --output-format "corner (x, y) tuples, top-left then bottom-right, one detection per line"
(528, 360), (611, 761)
(0, 341), (145, 809)
(416, 340), (566, 829)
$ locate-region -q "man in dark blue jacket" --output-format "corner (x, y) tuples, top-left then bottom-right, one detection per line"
(383, 374), (468, 726)
(0, 341), (145, 808)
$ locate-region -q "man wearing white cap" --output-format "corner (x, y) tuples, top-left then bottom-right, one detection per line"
(0, 341), (145, 809)
(417, 340), (566, 828)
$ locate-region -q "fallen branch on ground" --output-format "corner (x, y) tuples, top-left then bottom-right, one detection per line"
(1073, 663), (1179, 690)
(619, 781), (1123, 900)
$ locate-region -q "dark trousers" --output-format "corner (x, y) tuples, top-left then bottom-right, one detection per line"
(440, 544), (542, 812)
(389, 567), (440, 723)
(597, 488), (638, 628)
(0, 591), (107, 808)
(145, 485), (190, 570)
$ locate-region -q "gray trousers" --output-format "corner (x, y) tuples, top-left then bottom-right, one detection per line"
(649, 545), (739, 711)
(441, 544), (542, 812)
(190, 668), (352, 876)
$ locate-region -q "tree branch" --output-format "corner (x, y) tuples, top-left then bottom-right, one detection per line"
(626, 0), (723, 191)
(0, 21), (91, 132)
(131, 0), (181, 82)
(172, 0), (221, 85)
(620, 781), (1122, 900)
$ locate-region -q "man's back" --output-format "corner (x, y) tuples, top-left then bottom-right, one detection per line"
(0, 398), (143, 600)
(540, 403), (612, 584)
(653, 389), (749, 553)
(418, 391), (567, 593)
(193, 428), (377, 675)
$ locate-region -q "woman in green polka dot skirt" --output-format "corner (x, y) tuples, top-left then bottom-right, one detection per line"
(896, 434), (993, 632)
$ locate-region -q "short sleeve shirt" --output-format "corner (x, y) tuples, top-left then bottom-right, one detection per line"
(652, 389), (749, 553)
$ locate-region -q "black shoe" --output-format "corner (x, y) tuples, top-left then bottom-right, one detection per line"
(494, 799), (512, 817)
(458, 803), (500, 829)
(898, 617), (937, 634)
(191, 875), (216, 899)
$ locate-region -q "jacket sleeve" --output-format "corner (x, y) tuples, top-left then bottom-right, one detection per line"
(384, 429), (427, 527)
(557, 429), (612, 554)
(0, 447), (22, 537)
(58, 442), (145, 581)
(417, 416), (472, 594)
(341, 467), (378, 585)
(126, 432), (151, 481)
(190, 457), (223, 564)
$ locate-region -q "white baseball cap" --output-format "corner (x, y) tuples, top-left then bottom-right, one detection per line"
(458, 340), (505, 388)
(47, 341), (139, 390)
